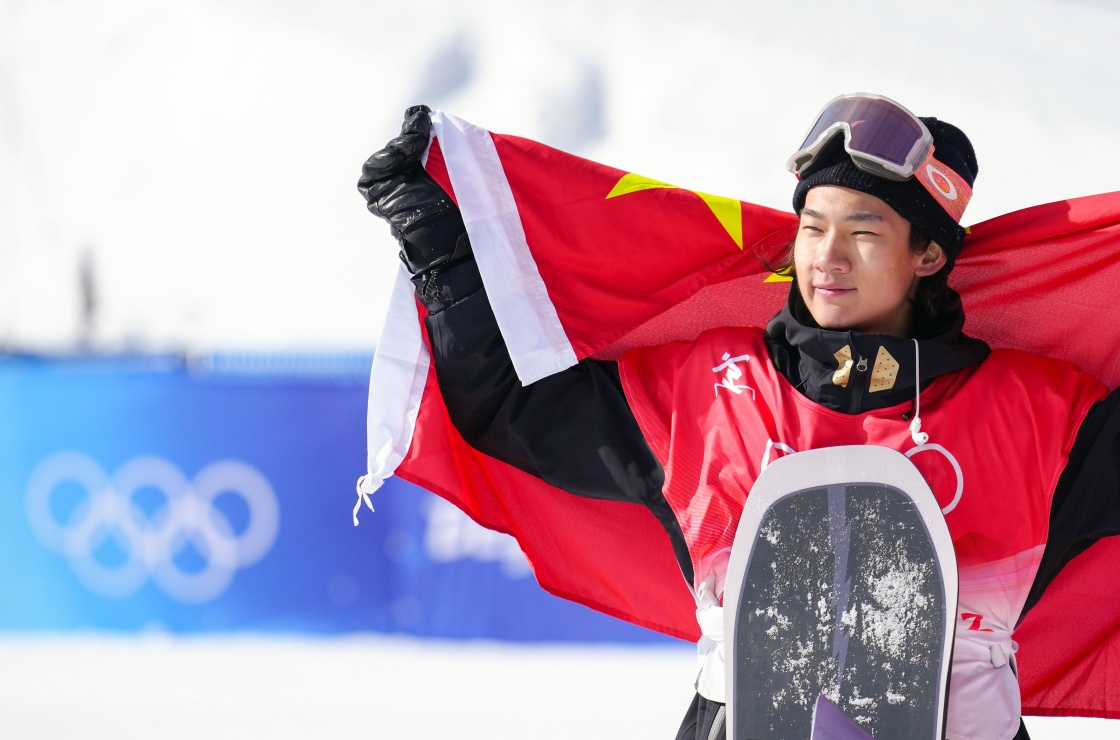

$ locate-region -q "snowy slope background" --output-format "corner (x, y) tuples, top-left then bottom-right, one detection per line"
(5, 0), (1120, 352)
(2, 0), (1119, 737)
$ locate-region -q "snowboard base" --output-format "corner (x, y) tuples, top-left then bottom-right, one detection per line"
(724, 446), (957, 740)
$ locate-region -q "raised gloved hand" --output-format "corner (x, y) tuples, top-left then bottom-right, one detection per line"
(358, 105), (471, 275)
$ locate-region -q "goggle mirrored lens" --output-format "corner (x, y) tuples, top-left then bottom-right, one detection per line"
(802, 97), (925, 167)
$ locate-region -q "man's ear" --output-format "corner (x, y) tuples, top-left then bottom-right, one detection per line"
(915, 242), (948, 277)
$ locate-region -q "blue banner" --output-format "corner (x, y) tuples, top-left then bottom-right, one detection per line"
(0, 354), (673, 643)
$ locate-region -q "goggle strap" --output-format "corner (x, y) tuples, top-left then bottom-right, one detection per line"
(913, 148), (972, 224)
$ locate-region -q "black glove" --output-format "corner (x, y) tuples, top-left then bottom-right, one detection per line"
(358, 105), (472, 275)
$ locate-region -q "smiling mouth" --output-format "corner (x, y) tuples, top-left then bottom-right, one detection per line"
(814, 286), (854, 297)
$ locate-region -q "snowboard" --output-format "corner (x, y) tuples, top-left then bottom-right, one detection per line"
(723, 445), (957, 740)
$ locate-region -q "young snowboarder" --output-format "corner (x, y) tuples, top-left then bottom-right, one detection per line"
(358, 94), (1120, 739)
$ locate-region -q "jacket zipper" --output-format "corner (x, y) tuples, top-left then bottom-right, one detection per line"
(848, 355), (869, 414)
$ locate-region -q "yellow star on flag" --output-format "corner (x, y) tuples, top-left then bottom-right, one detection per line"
(606, 173), (744, 250)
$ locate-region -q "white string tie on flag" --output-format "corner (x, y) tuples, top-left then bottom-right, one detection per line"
(353, 111), (577, 525)
(354, 475), (377, 524)
(354, 265), (431, 525)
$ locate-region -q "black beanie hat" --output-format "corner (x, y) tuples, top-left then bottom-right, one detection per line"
(791, 116), (979, 261)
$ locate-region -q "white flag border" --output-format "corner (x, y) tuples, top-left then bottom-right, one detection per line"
(355, 264), (430, 524)
(357, 111), (576, 520)
(429, 110), (578, 384)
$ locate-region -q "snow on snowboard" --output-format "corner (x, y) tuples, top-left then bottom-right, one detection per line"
(723, 446), (958, 739)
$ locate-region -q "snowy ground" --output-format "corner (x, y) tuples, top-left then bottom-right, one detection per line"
(0, 634), (1113, 739)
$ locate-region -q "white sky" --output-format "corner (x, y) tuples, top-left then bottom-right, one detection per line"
(3, 0), (1120, 352)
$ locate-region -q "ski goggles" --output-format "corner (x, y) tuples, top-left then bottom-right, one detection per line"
(787, 93), (972, 223)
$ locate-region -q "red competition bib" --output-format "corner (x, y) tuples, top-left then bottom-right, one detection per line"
(619, 326), (1105, 634)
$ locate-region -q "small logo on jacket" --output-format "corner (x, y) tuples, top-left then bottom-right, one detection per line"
(713, 352), (755, 399)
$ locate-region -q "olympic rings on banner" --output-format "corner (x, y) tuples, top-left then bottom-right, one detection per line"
(24, 452), (280, 603)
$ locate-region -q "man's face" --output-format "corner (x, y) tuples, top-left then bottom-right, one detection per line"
(793, 185), (946, 337)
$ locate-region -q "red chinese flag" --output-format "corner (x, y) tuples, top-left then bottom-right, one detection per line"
(367, 111), (1120, 717)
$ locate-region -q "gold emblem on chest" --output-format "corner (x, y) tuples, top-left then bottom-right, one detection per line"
(869, 346), (900, 392)
(831, 345), (900, 392)
(832, 345), (854, 388)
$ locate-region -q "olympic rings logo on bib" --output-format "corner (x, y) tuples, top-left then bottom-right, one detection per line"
(904, 443), (964, 515)
(760, 438), (964, 515)
(24, 452), (280, 603)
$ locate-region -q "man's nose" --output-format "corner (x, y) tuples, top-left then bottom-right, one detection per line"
(814, 231), (849, 272)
